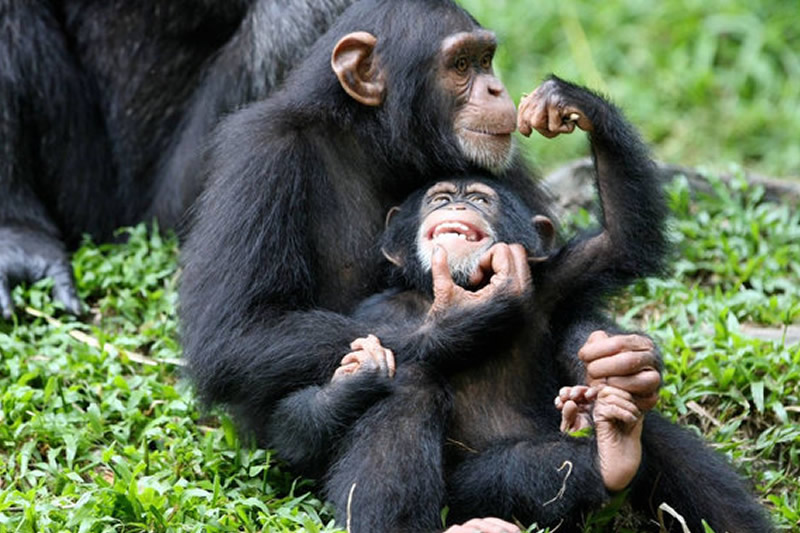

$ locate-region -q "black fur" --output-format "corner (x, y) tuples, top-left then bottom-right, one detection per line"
(178, 1), (771, 531)
(180, 0), (552, 439)
(0, 0), (355, 318)
(319, 175), (771, 532)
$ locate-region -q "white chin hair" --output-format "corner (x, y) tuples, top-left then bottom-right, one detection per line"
(458, 135), (515, 173)
(417, 242), (493, 287)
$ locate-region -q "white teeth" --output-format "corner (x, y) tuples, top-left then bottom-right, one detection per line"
(437, 222), (469, 232)
(430, 221), (484, 243)
(432, 232), (476, 242)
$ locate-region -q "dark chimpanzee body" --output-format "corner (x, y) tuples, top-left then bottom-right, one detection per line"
(0, 0), (356, 318)
(178, 0), (772, 531)
(296, 176), (771, 532)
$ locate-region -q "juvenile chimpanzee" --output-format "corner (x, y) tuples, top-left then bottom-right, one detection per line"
(276, 176), (770, 532)
(179, 0), (768, 531)
(0, 0), (356, 318)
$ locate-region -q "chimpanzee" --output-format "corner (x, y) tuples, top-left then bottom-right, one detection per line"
(178, 0), (770, 531)
(0, 0), (356, 318)
(287, 176), (770, 532)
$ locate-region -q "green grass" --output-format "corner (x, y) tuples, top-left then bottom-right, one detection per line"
(461, 0), (800, 178)
(2, 1), (799, 531)
(1, 173), (798, 531)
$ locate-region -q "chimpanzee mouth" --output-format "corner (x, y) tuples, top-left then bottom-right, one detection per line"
(462, 126), (513, 138)
(428, 221), (487, 243)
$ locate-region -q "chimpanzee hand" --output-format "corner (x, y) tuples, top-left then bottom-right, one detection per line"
(429, 243), (530, 316)
(443, 517), (521, 533)
(517, 77), (593, 138)
(332, 334), (396, 383)
(578, 330), (661, 411)
(555, 384), (644, 491)
(0, 227), (82, 319)
(555, 384), (596, 433)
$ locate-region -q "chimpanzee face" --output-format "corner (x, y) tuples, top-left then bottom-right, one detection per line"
(415, 180), (498, 286)
(438, 30), (517, 173)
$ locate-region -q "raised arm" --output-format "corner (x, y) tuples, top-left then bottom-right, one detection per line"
(518, 76), (668, 304)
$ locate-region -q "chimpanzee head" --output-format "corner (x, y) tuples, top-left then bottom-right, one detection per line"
(381, 177), (555, 291)
(286, 0), (519, 177)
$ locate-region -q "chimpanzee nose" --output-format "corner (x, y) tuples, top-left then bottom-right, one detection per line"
(488, 79), (505, 97)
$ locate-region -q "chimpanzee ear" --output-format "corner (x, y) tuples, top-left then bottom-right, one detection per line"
(384, 206), (401, 228)
(331, 32), (386, 107)
(533, 215), (555, 251)
(381, 206), (404, 267)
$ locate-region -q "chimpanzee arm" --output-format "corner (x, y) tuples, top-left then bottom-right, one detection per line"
(266, 334), (397, 476)
(519, 76), (668, 306)
(353, 251), (531, 375)
(0, 1), (115, 318)
(266, 366), (395, 477)
(180, 112), (404, 465)
(362, 291), (528, 374)
(550, 308), (662, 414)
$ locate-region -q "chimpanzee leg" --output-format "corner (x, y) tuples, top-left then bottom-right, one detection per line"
(631, 412), (773, 533)
(446, 436), (608, 532)
(325, 368), (451, 533)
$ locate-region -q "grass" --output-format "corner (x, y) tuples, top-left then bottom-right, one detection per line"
(2, 1), (799, 531)
(461, 0), (800, 178)
(1, 173), (798, 532)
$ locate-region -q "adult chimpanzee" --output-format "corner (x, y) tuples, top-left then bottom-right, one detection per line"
(288, 176), (770, 532)
(179, 0), (769, 531)
(0, 0), (356, 318)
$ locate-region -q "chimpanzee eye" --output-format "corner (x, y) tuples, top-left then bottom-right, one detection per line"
(470, 194), (489, 204)
(431, 194), (451, 204)
(455, 56), (469, 73)
(480, 52), (492, 70)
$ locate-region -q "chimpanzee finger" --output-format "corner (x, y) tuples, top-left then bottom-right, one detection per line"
(631, 392), (659, 412)
(336, 350), (385, 380)
(584, 330), (610, 346)
(579, 333), (655, 363)
(384, 347), (396, 378)
(595, 387), (640, 423)
(431, 246), (456, 305)
(517, 95), (534, 137)
(359, 336), (392, 374)
(0, 274), (13, 320)
(48, 262), (83, 316)
(595, 402), (640, 427)
(561, 385), (590, 403)
(595, 390), (642, 427)
(547, 104), (575, 135)
(486, 244), (514, 282)
(530, 99), (559, 139)
(349, 336), (372, 351)
(586, 351), (658, 379)
(350, 334), (383, 350)
(559, 399), (578, 431)
(339, 352), (362, 367)
(506, 243), (531, 293)
(604, 369), (662, 397)
(519, 89), (554, 137)
(572, 109), (593, 132)
(332, 361), (359, 380)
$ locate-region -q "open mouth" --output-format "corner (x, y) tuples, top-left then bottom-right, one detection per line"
(428, 221), (487, 243)
(462, 127), (514, 137)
